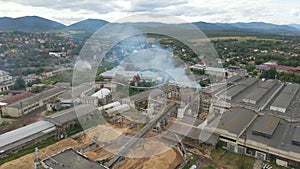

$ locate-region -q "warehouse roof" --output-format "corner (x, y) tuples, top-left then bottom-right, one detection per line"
(59, 83), (93, 100)
(243, 87), (268, 104)
(270, 84), (298, 111)
(0, 92), (34, 104)
(0, 120), (54, 149)
(45, 105), (98, 126)
(220, 85), (247, 99)
(258, 79), (276, 89)
(8, 87), (65, 109)
(237, 77), (258, 86)
(242, 116), (300, 154)
(216, 107), (257, 136)
(167, 121), (219, 145)
(42, 148), (106, 169)
(92, 88), (111, 99)
(292, 127), (300, 145)
(226, 76), (242, 84)
(252, 115), (280, 138)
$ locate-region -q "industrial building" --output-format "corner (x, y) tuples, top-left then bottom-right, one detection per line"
(270, 83), (299, 113)
(40, 68), (72, 79)
(100, 67), (163, 82)
(207, 107), (300, 168)
(0, 70), (13, 92)
(208, 77), (300, 168)
(1, 75), (300, 168)
(0, 91), (34, 107)
(1, 87), (66, 117)
(58, 83), (93, 107)
(0, 120), (56, 157)
(44, 104), (99, 138)
(0, 104), (99, 158)
(41, 148), (107, 169)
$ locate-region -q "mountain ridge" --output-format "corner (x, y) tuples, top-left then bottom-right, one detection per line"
(0, 16), (299, 35)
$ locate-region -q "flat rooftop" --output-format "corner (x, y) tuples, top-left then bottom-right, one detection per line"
(270, 83), (299, 111)
(226, 79), (282, 111)
(219, 85), (247, 100)
(241, 115), (300, 154)
(292, 127), (300, 145)
(216, 107), (257, 136)
(42, 148), (106, 169)
(243, 87), (268, 104)
(252, 115), (280, 138)
(237, 77), (258, 86)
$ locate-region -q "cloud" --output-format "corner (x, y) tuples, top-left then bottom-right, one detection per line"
(0, 0), (299, 25)
(291, 9), (300, 17)
(6, 0), (116, 14)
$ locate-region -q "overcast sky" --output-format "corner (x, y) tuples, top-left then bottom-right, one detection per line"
(0, 0), (299, 25)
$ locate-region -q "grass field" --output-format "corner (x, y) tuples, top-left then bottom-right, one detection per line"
(0, 137), (57, 165)
(211, 148), (289, 169)
(188, 36), (282, 43)
(208, 36), (282, 41)
(211, 148), (255, 169)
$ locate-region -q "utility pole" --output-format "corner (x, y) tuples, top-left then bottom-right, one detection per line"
(34, 147), (41, 169)
(20, 101), (25, 126)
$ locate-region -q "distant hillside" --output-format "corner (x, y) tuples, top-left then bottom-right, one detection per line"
(0, 16), (299, 35)
(67, 19), (108, 32)
(191, 22), (300, 34)
(0, 16), (66, 32)
(289, 24), (300, 30)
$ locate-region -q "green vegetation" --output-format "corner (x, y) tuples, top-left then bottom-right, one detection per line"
(183, 153), (198, 169)
(277, 71), (300, 83)
(0, 121), (9, 128)
(260, 67), (277, 79)
(0, 91), (7, 95)
(211, 149), (254, 169)
(26, 78), (42, 87)
(0, 136), (57, 165)
(12, 78), (26, 90)
(202, 165), (216, 169)
(66, 123), (83, 136)
(41, 70), (73, 85)
(260, 68), (300, 83)
(1, 115), (19, 119)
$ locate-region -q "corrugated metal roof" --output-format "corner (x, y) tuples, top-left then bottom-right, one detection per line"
(1, 92), (34, 104)
(270, 83), (298, 110)
(8, 87), (65, 109)
(0, 120), (55, 149)
(45, 105), (98, 125)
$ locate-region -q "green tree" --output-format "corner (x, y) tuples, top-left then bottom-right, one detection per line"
(13, 78), (26, 90)
(260, 67), (276, 79)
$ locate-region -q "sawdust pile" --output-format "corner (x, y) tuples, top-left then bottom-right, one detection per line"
(0, 138), (78, 169)
(86, 124), (127, 143)
(118, 139), (184, 169)
(84, 148), (113, 161)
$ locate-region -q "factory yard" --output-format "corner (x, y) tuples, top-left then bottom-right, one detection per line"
(0, 124), (185, 169)
(0, 138), (78, 169)
(0, 111), (293, 169)
(0, 106), (46, 134)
